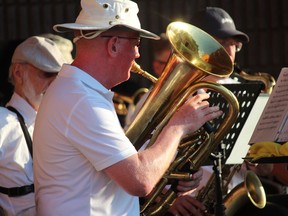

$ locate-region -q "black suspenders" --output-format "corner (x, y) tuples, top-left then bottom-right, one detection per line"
(0, 106), (34, 197)
(6, 106), (33, 157)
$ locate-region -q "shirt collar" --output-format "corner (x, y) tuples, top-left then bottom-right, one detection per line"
(6, 93), (37, 127)
(59, 64), (114, 100)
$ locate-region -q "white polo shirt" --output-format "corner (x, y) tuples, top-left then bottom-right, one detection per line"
(33, 65), (138, 216)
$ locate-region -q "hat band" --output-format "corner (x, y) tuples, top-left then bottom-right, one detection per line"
(73, 30), (105, 43)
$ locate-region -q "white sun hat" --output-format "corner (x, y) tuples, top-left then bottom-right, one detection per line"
(53, 0), (159, 40)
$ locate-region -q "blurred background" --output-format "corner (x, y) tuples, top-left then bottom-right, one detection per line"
(1, 0), (288, 103)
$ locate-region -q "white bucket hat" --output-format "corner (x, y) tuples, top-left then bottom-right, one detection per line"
(53, 0), (159, 40)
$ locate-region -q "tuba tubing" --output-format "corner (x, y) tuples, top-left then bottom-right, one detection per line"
(126, 21), (239, 215)
(238, 70), (276, 94)
(234, 63), (276, 94)
(138, 82), (239, 216)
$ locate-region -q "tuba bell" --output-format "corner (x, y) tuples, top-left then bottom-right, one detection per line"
(126, 21), (240, 215)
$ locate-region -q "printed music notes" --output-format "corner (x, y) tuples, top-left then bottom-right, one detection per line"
(249, 67), (288, 144)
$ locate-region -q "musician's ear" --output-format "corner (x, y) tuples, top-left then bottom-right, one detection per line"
(107, 36), (118, 56)
(112, 45), (116, 52)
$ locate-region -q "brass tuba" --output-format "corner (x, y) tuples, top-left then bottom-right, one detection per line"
(126, 21), (240, 215)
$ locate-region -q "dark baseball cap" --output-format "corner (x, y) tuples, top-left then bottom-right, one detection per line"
(191, 7), (249, 43)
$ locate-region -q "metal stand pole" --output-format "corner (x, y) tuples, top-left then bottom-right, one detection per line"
(211, 152), (226, 216)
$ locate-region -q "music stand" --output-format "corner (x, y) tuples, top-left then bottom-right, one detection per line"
(204, 83), (263, 216)
(206, 82), (263, 165)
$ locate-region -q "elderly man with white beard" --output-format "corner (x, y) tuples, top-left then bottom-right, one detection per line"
(0, 36), (66, 216)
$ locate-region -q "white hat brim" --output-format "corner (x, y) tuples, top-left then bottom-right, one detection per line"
(53, 23), (160, 40)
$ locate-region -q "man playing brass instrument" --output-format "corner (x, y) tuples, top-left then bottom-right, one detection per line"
(33, 0), (222, 215)
(190, 7), (250, 195)
(191, 7), (286, 195)
(191, 7), (288, 216)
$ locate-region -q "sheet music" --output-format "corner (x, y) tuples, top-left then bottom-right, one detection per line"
(226, 93), (269, 164)
(249, 67), (288, 144)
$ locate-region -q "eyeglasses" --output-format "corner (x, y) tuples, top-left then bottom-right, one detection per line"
(101, 35), (141, 48)
(217, 38), (243, 52)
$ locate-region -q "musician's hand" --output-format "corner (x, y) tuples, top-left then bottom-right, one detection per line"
(177, 168), (203, 195)
(169, 92), (222, 135)
(168, 195), (206, 216)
